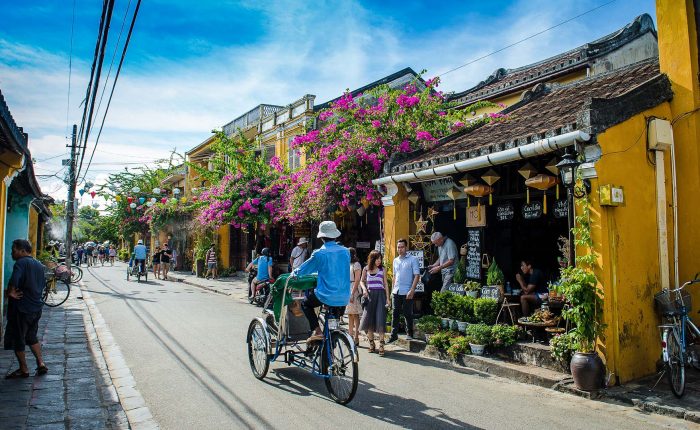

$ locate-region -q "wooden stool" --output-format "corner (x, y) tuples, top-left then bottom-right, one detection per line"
(497, 301), (520, 325)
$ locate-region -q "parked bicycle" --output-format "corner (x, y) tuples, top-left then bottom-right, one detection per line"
(42, 265), (71, 307)
(47, 257), (82, 283)
(655, 276), (700, 397)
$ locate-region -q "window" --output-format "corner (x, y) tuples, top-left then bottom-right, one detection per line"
(288, 136), (301, 170)
(263, 144), (275, 164)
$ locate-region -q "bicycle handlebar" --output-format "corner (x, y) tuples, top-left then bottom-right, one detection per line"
(670, 278), (700, 293)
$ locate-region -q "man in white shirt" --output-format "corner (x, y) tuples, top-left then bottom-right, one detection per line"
(289, 237), (309, 271)
(429, 232), (458, 291)
(388, 238), (420, 343)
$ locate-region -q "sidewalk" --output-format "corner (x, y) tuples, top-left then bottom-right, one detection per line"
(168, 271), (249, 299)
(0, 287), (129, 429)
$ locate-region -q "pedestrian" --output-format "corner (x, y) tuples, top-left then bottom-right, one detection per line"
(160, 243), (172, 280)
(108, 245), (116, 266)
(288, 237), (309, 272)
(152, 246), (161, 280)
(388, 238), (420, 343)
(205, 245), (218, 280)
(359, 250), (390, 356)
(428, 232), (458, 291)
(76, 246), (84, 267)
(4, 239), (48, 379)
(346, 247), (363, 346)
(91, 245), (98, 266)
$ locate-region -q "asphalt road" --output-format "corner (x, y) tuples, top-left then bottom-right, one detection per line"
(81, 263), (691, 430)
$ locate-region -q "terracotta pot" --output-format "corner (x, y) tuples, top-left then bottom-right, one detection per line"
(570, 352), (605, 391)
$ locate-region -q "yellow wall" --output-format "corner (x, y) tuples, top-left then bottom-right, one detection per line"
(381, 186), (410, 280)
(28, 207), (38, 257)
(217, 224), (231, 269)
(592, 103), (674, 383)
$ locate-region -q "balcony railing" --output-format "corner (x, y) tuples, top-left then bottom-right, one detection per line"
(222, 104), (285, 136)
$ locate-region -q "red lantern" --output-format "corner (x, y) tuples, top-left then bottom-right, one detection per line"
(90, 191), (96, 199)
(127, 197), (134, 204)
(161, 197), (167, 204)
(192, 196), (198, 202)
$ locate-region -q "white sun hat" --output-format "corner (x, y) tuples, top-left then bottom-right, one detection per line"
(297, 237), (309, 245)
(317, 221), (341, 239)
(137, 240), (143, 244)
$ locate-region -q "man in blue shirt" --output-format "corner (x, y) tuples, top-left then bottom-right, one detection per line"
(245, 248), (274, 291)
(4, 239), (48, 378)
(293, 221), (350, 342)
(388, 238), (420, 343)
(133, 240), (147, 273)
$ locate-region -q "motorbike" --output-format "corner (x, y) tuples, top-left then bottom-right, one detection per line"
(248, 266), (258, 304)
(252, 279), (272, 307)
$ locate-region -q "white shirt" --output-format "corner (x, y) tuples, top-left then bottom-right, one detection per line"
(290, 246), (308, 269)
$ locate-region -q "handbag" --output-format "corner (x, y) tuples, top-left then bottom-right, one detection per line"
(421, 269), (432, 286)
(361, 295), (369, 309)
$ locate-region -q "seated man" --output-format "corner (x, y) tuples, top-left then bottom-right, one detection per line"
(245, 248), (274, 293)
(293, 221), (350, 342)
(133, 240), (147, 273)
(516, 259), (548, 316)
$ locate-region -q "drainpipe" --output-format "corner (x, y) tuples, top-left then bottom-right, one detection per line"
(648, 118), (674, 291)
(372, 130), (590, 186)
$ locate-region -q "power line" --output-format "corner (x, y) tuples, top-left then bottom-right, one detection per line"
(437, 0), (618, 77)
(80, 0), (142, 183)
(65, 0), (76, 140)
(36, 153), (68, 162)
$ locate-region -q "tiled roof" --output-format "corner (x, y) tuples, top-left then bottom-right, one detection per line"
(447, 14), (656, 106)
(392, 59), (665, 173)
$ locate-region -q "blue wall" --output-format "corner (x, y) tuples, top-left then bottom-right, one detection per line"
(3, 191), (31, 289)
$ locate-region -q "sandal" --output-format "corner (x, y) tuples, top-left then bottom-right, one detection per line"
(5, 369), (29, 379)
(367, 336), (376, 353)
(379, 339), (385, 357)
(36, 365), (48, 375)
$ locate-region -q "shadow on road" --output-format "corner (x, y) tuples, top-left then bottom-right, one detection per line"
(268, 367), (483, 429)
(83, 288), (157, 303)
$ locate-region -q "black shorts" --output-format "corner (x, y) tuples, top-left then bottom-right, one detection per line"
(4, 306), (42, 351)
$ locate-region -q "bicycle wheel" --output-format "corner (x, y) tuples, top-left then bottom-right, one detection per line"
(247, 319), (270, 380)
(43, 280), (70, 307)
(137, 270), (141, 283)
(666, 328), (686, 397)
(322, 332), (358, 405)
(71, 266), (83, 283)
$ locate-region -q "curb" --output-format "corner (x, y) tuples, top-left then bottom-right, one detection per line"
(80, 282), (159, 429)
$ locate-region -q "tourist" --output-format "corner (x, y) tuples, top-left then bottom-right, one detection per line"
(108, 245), (116, 266)
(346, 247), (363, 346)
(204, 245), (218, 280)
(289, 237), (309, 272)
(388, 238), (420, 343)
(359, 250), (390, 356)
(152, 246), (161, 280)
(428, 232), (458, 291)
(160, 243), (172, 280)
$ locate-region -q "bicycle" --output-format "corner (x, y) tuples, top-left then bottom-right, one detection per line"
(42, 266), (71, 307)
(47, 257), (83, 283)
(654, 276), (700, 397)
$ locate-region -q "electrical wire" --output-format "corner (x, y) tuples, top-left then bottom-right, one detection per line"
(80, 0), (142, 183)
(36, 153), (68, 162)
(65, 0), (76, 140)
(437, 0), (618, 77)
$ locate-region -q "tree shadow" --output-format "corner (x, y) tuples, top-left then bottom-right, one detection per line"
(266, 366), (482, 429)
(82, 288), (156, 303)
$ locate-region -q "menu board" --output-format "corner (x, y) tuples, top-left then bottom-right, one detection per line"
(522, 201), (543, 220)
(480, 286), (501, 300)
(421, 177), (468, 202)
(445, 283), (466, 295)
(554, 200), (568, 219)
(496, 202), (515, 221)
(465, 229), (482, 281)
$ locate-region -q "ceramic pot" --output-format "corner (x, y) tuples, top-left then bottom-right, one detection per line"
(470, 343), (486, 356)
(466, 291), (479, 298)
(425, 333), (434, 343)
(441, 318), (450, 329)
(570, 352), (605, 391)
(457, 321), (468, 332)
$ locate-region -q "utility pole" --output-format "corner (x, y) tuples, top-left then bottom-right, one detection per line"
(65, 124), (78, 271)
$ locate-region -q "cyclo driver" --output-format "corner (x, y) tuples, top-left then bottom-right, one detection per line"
(133, 240), (147, 274)
(293, 221), (350, 343)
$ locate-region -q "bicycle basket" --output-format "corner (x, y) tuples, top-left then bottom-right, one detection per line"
(654, 290), (692, 315)
(54, 265), (71, 282)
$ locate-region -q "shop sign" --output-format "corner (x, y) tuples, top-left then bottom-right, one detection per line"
(496, 202), (515, 221)
(421, 177), (467, 202)
(375, 240), (385, 253)
(465, 229), (482, 280)
(466, 205), (487, 227)
(522, 201), (543, 220)
(553, 200), (568, 219)
(356, 241), (371, 249)
(481, 286), (501, 300)
(406, 250), (425, 268)
(445, 283), (466, 295)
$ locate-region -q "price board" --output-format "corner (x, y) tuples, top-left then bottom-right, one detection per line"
(553, 199), (568, 219)
(465, 229), (483, 281)
(496, 202), (515, 221)
(522, 201), (543, 220)
(445, 283), (466, 295)
(480, 285), (501, 300)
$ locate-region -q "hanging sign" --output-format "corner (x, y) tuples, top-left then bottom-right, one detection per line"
(356, 241), (370, 249)
(465, 228), (483, 280)
(421, 177), (467, 202)
(496, 202), (515, 221)
(553, 200), (568, 219)
(466, 205), (487, 227)
(522, 201), (543, 220)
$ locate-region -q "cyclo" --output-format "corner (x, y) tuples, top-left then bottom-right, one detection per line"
(246, 273), (359, 404)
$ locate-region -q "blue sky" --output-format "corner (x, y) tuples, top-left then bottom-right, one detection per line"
(0, 0), (656, 202)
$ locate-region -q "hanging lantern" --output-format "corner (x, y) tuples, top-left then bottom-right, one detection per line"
(92, 202), (99, 208)
(192, 196), (198, 202)
(407, 192), (420, 221)
(146, 201), (154, 207)
(161, 197), (168, 204)
(139, 197), (146, 204)
(78, 189), (85, 196)
(180, 197), (187, 204)
(90, 191), (96, 199)
(458, 174), (476, 188)
(150, 197), (157, 203)
(465, 184), (493, 221)
(545, 157), (561, 199)
(518, 162), (537, 204)
(171, 198), (178, 203)
(115, 195), (122, 202)
(446, 187), (460, 221)
(85, 181), (94, 189)
(525, 174), (558, 214)
(127, 196), (134, 204)
(481, 168), (501, 205)
(173, 188), (181, 195)
(152, 187), (161, 194)
(130, 202), (137, 209)
(131, 186), (140, 193)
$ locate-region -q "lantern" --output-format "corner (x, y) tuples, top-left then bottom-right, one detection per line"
(146, 201), (154, 207)
(90, 191), (96, 199)
(525, 174), (558, 214)
(180, 197), (187, 204)
(127, 197), (134, 204)
(407, 192), (420, 221)
(130, 202), (137, 209)
(150, 197), (157, 203)
(131, 186), (140, 193)
(78, 189), (85, 196)
(161, 197), (168, 204)
(139, 197), (146, 204)
(518, 163), (537, 204)
(152, 187), (161, 194)
(465, 184), (493, 222)
(545, 157), (561, 199)
(458, 174), (476, 188)
(173, 188), (181, 195)
(481, 169), (501, 205)
(92, 202), (99, 208)
(446, 187), (460, 220)
(115, 195), (122, 202)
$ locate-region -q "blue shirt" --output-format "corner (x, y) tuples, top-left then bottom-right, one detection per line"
(253, 256), (272, 282)
(9, 256), (45, 313)
(134, 244), (147, 260)
(293, 241), (350, 307)
(392, 254), (420, 295)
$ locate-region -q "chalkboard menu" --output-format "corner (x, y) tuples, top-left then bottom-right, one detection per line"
(496, 202), (515, 221)
(465, 229), (482, 281)
(480, 286), (501, 300)
(522, 201), (543, 220)
(445, 283), (466, 295)
(554, 199), (568, 219)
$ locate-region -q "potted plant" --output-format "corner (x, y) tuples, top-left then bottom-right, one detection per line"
(465, 323), (491, 356)
(554, 266), (606, 391)
(464, 280), (481, 298)
(491, 324), (519, 348)
(486, 258), (505, 294)
(453, 256), (467, 285)
(445, 292), (461, 330)
(416, 315), (441, 342)
(427, 331), (454, 351)
(473, 298), (499, 325)
(431, 292), (450, 329)
(447, 336), (470, 359)
(550, 331), (576, 367)
(455, 295), (474, 332)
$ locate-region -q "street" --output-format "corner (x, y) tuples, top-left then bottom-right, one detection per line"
(80, 263), (691, 430)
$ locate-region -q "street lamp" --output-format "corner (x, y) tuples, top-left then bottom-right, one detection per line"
(556, 151), (581, 267)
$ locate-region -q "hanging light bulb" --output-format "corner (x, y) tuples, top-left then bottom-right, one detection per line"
(130, 202), (137, 208)
(173, 188), (181, 195)
(152, 187), (161, 194)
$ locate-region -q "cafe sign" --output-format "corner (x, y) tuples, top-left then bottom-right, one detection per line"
(553, 200), (568, 219)
(421, 177), (467, 202)
(522, 201), (543, 220)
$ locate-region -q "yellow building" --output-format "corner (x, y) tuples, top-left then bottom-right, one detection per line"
(372, 9), (700, 385)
